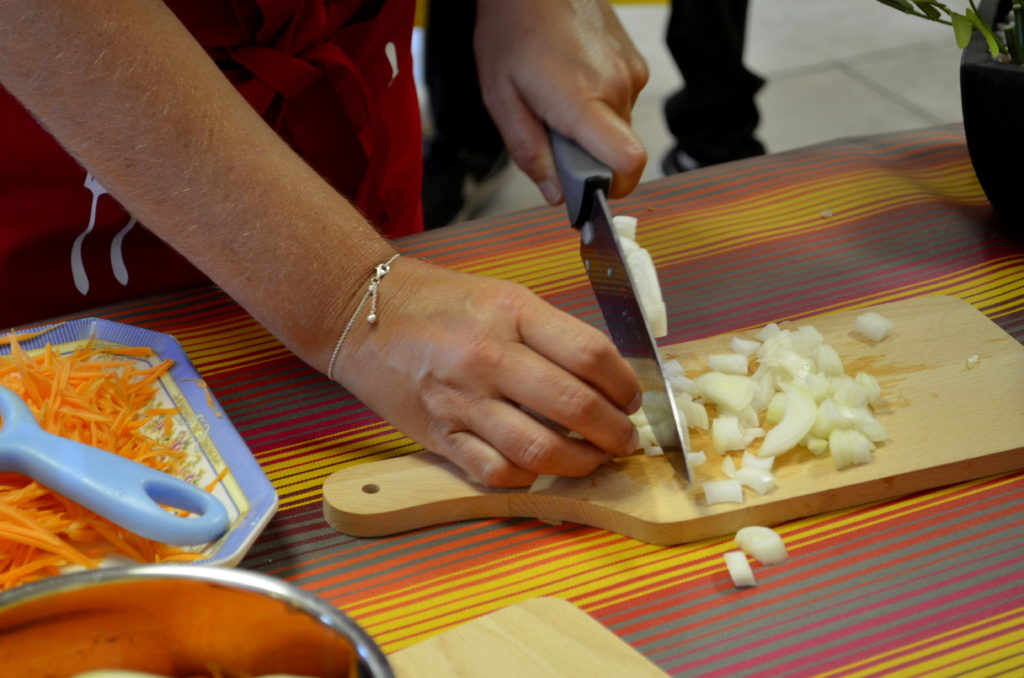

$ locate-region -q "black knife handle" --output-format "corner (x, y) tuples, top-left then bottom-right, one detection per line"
(550, 129), (613, 229)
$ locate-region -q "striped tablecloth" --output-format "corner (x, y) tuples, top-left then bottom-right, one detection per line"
(93, 125), (1022, 677)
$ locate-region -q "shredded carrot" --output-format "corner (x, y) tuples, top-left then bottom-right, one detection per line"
(0, 323), (65, 347)
(0, 333), (224, 590)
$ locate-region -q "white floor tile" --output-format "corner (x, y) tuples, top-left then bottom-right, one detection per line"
(846, 38), (964, 124)
(757, 65), (937, 153)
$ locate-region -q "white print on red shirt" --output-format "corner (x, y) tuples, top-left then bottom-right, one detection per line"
(72, 172), (136, 294)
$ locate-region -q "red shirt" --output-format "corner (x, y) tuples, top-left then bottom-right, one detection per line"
(0, 0), (422, 329)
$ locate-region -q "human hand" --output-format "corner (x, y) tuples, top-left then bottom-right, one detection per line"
(473, 0), (649, 203)
(333, 257), (642, 487)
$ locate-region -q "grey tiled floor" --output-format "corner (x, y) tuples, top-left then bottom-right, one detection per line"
(419, 0), (969, 222)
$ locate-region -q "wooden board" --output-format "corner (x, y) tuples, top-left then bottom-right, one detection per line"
(323, 296), (1024, 545)
(388, 597), (667, 677)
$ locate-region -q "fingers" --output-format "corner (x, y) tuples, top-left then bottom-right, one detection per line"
(473, 0), (650, 203)
(441, 400), (614, 487)
(484, 88), (563, 205)
(517, 300), (641, 413)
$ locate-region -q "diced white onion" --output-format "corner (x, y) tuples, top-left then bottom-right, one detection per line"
(626, 248), (668, 338)
(712, 415), (747, 454)
(805, 436), (829, 456)
(675, 393), (709, 430)
(853, 311), (893, 342)
(965, 354), (981, 369)
(724, 550), (757, 587)
(708, 352), (749, 375)
(854, 371), (883, 407)
(612, 215), (638, 241)
(695, 372), (757, 412)
(685, 450), (708, 468)
(722, 454), (738, 478)
(829, 428), (874, 469)
(735, 467), (775, 495)
(816, 343), (844, 377)
(755, 322), (781, 341)
(741, 450), (774, 471)
(643, 445), (664, 456)
(663, 359), (686, 378)
(703, 479), (744, 505)
(668, 374), (700, 399)
(758, 386), (817, 458)
(734, 526), (789, 565)
(731, 336), (761, 356)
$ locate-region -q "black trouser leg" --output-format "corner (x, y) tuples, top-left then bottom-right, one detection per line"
(663, 0), (765, 167)
(424, 0), (504, 158)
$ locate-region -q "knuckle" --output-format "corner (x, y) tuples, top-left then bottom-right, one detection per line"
(474, 460), (523, 488)
(555, 381), (601, 427)
(571, 332), (615, 372)
(515, 432), (559, 472)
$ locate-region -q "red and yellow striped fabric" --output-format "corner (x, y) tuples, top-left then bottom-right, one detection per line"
(91, 125), (1022, 676)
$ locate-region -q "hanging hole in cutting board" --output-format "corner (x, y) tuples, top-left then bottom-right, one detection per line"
(362, 483), (381, 494)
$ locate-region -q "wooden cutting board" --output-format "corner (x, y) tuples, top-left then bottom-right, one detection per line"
(323, 295), (1024, 545)
(388, 597), (667, 677)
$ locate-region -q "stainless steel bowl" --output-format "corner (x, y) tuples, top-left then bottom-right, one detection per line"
(0, 564), (393, 678)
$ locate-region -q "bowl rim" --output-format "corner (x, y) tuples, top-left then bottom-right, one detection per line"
(0, 564), (394, 678)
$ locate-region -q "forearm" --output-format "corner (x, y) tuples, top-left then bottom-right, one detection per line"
(0, 0), (394, 369)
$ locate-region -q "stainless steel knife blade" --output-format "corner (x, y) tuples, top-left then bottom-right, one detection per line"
(550, 131), (691, 482)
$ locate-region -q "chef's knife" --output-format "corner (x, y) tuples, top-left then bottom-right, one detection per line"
(550, 130), (691, 482)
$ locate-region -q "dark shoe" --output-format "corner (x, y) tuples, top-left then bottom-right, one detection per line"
(660, 137), (766, 176)
(422, 136), (510, 229)
(660, 146), (704, 175)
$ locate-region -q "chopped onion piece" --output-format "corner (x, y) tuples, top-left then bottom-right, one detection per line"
(855, 414), (889, 443)
(643, 445), (664, 456)
(626, 248), (668, 338)
(756, 322), (781, 341)
(853, 311), (893, 342)
(791, 325), (824, 356)
(668, 374), (700, 398)
(708, 352), (749, 375)
(965, 354), (981, 369)
(829, 428), (874, 469)
(612, 215), (638, 240)
(731, 336), (761, 357)
(764, 392), (787, 425)
(742, 426), (765, 446)
(703, 479), (744, 505)
(675, 394), (709, 430)
(695, 372), (757, 412)
(805, 436), (829, 456)
(741, 450), (774, 471)
(749, 372), (777, 411)
(758, 386), (817, 457)
(810, 398), (854, 439)
(735, 467), (775, 495)
(735, 526), (789, 565)
(816, 343), (844, 377)
(685, 450), (708, 468)
(724, 551), (757, 587)
(722, 454), (738, 478)
(712, 415), (746, 454)
(854, 371), (883, 407)
(617, 237), (641, 257)
(663, 359), (686, 378)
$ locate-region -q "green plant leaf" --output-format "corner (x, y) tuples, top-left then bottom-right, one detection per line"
(876, 0), (918, 14)
(915, 1), (943, 20)
(951, 12), (974, 48)
(966, 7), (1006, 57)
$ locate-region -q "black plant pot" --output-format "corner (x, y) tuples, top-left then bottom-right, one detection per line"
(960, 0), (1024, 237)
